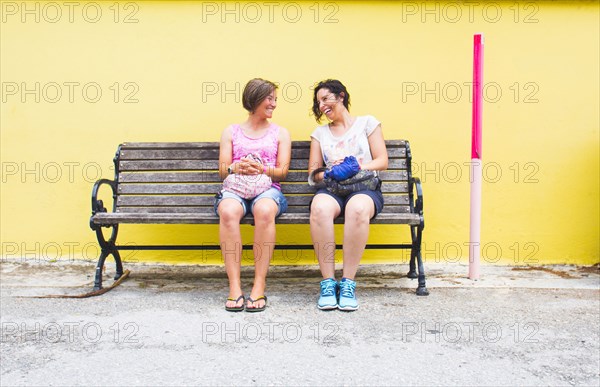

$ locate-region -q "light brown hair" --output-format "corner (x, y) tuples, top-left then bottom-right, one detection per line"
(242, 78), (278, 113)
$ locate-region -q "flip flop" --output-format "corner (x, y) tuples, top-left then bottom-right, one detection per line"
(246, 295), (267, 313)
(225, 294), (245, 312)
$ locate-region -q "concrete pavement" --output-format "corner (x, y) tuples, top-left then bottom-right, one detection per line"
(1, 260), (598, 386)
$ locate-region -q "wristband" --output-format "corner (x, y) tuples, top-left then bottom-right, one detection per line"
(263, 165), (267, 174)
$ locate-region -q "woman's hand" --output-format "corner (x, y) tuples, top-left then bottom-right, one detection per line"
(237, 157), (263, 175)
(324, 156), (361, 181)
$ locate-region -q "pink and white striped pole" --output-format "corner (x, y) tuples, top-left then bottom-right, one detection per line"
(469, 34), (484, 280)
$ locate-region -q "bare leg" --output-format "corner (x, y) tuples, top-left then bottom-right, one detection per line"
(342, 194), (375, 280)
(310, 194), (342, 279)
(218, 199), (245, 309)
(247, 198), (278, 309)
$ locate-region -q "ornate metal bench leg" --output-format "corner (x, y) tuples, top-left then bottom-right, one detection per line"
(407, 226), (418, 279)
(415, 257), (429, 296)
(93, 225), (123, 290)
(113, 250), (124, 280)
(414, 225), (429, 296)
(94, 251), (108, 291)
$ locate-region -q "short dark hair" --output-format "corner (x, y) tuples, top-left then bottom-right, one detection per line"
(311, 79), (351, 123)
(242, 78), (278, 113)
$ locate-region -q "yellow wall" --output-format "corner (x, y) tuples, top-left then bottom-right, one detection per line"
(1, 1), (598, 266)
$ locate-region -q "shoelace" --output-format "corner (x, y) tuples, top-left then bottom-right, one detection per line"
(340, 281), (356, 298)
(320, 280), (337, 297)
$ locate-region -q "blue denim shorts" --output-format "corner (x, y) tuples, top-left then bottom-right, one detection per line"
(310, 188), (384, 218)
(214, 187), (288, 217)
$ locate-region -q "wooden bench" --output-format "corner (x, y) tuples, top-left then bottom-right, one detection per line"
(89, 140), (428, 295)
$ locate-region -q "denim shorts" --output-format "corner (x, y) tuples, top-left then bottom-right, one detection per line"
(310, 188), (384, 218)
(214, 187), (288, 217)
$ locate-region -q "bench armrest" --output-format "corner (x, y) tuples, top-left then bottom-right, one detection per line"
(410, 177), (424, 228)
(90, 179), (117, 230)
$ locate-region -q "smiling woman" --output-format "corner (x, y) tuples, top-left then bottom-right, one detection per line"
(215, 78), (292, 313)
(307, 79), (389, 311)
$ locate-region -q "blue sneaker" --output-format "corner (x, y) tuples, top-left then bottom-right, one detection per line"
(338, 278), (358, 311)
(317, 278), (339, 310)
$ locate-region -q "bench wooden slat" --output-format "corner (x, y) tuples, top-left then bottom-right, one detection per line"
(291, 183), (411, 194)
(119, 140), (407, 149)
(280, 213), (420, 225)
(119, 160), (214, 171)
(118, 147), (406, 161)
(120, 149), (220, 160)
(111, 207), (212, 214)
(118, 158), (407, 171)
(118, 185), (223, 195)
(117, 170), (409, 183)
(286, 194), (410, 205)
(93, 212), (420, 225)
(115, 194), (409, 209)
(117, 194), (409, 212)
(117, 196), (215, 206)
(116, 184), (325, 195)
(115, 204), (411, 214)
(119, 172), (219, 183)
(116, 182), (409, 196)
(284, 205), (412, 214)
(121, 142), (221, 149)
(117, 194), (409, 208)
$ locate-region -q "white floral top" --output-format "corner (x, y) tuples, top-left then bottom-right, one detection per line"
(310, 115), (381, 168)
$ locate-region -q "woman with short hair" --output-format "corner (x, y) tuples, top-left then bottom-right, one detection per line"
(215, 78), (291, 312)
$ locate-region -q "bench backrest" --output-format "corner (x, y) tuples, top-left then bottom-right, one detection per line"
(114, 140), (413, 215)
